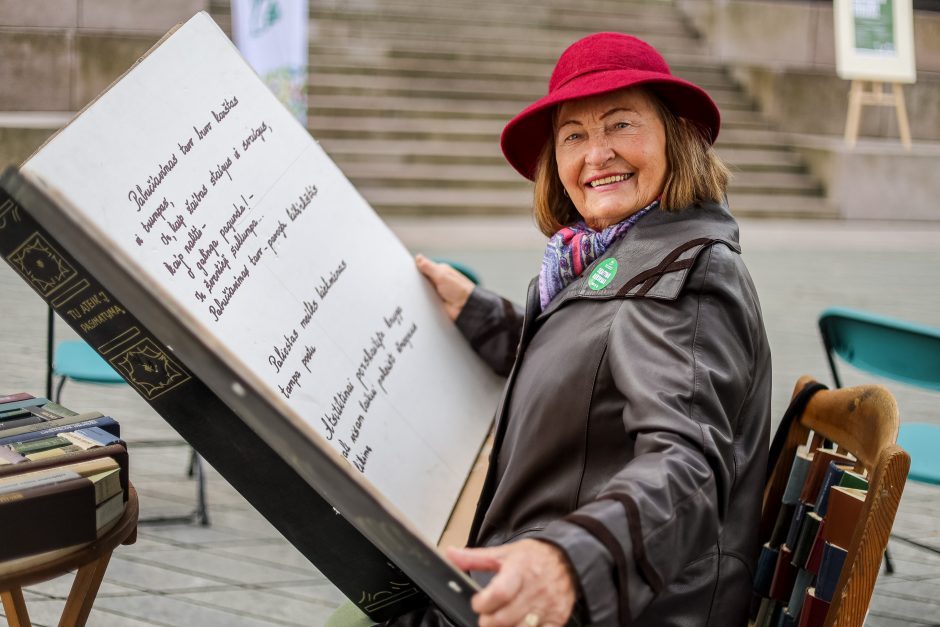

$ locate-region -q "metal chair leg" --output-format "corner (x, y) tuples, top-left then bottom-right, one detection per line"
(884, 545), (895, 575)
(54, 376), (67, 404)
(192, 452), (210, 526)
(138, 446), (210, 527)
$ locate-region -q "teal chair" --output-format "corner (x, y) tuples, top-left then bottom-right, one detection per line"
(50, 340), (125, 401)
(818, 306), (940, 566)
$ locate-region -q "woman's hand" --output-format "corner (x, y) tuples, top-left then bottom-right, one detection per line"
(447, 540), (578, 627)
(415, 254), (475, 321)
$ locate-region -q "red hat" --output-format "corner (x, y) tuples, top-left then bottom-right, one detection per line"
(500, 32), (721, 181)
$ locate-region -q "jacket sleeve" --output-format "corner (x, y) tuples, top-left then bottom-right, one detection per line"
(454, 286), (524, 377)
(532, 244), (767, 625)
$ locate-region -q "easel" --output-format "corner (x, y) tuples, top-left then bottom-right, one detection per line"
(844, 80), (912, 150)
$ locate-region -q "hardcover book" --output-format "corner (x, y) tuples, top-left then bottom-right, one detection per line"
(0, 11), (501, 624)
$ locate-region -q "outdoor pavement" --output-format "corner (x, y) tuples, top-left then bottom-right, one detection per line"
(1, 215), (939, 626)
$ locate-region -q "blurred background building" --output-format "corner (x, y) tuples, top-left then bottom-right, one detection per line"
(1, 0), (939, 221)
(2, 2), (940, 625)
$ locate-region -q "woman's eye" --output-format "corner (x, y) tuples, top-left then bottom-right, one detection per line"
(560, 132), (581, 143)
(614, 121), (631, 130)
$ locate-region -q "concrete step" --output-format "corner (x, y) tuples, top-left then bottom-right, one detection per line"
(309, 41), (731, 79)
(728, 171), (822, 195)
(354, 186), (836, 219)
(308, 26), (704, 59)
(308, 6), (694, 37)
(716, 147), (805, 172)
(213, 13), (702, 56)
(318, 139), (803, 176)
(308, 94), (770, 129)
(318, 138), (504, 164)
(334, 161), (821, 195)
(308, 73), (754, 109)
(310, 59), (737, 93)
(307, 112), (773, 143)
(728, 193), (838, 219)
(358, 186), (532, 214)
(309, 55), (739, 93)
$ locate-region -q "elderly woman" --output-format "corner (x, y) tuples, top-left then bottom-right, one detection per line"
(407, 32), (771, 627)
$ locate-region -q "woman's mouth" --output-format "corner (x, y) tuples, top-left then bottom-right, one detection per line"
(587, 173), (634, 188)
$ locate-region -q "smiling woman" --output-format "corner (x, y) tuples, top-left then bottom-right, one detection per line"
(401, 32), (771, 627)
(553, 89), (667, 231)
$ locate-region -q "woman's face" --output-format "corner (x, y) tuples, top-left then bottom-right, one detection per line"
(554, 88), (667, 231)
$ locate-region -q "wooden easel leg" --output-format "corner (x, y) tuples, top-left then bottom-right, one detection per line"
(59, 553), (112, 627)
(1, 588), (32, 627)
(892, 82), (913, 151)
(844, 80), (864, 148)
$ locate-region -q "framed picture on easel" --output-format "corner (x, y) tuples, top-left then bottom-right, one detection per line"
(833, 0), (917, 147)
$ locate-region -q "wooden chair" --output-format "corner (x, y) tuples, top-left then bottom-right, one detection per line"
(761, 377), (910, 627)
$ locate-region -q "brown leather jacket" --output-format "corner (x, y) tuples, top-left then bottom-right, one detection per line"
(392, 202), (771, 626)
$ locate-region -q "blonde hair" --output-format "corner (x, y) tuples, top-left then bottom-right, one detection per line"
(532, 89), (731, 237)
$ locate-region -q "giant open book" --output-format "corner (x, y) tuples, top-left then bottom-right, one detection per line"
(0, 12), (503, 624)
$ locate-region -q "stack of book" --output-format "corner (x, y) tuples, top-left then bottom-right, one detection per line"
(0, 392), (128, 568)
(753, 445), (870, 627)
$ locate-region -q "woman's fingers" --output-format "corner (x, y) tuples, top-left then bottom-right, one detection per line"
(414, 254), (474, 321)
(414, 253), (440, 282)
(473, 567), (523, 616)
(460, 540), (577, 627)
(446, 546), (502, 572)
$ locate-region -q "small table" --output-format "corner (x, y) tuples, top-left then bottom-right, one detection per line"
(0, 485), (139, 627)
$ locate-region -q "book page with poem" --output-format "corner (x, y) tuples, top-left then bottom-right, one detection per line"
(22, 12), (503, 541)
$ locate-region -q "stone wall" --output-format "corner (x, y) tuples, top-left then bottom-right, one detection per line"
(679, 0), (940, 142)
(0, 0), (207, 166)
(0, 0), (207, 111)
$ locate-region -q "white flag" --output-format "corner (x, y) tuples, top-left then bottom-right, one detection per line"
(231, 0), (308, 125)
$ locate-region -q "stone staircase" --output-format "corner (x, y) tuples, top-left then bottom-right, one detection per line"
(0, 0), (834, 219)
(212, 0), (834, 219)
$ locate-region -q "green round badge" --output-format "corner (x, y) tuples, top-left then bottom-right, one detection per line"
(588, 258), (618, 291)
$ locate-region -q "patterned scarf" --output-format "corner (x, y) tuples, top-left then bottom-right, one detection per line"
(539, 200), (658, 310)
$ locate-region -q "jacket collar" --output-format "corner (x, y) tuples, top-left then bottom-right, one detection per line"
(536, 201), (741, 320)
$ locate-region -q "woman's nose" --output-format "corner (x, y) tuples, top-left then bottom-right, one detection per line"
(584, 136), (614, 167)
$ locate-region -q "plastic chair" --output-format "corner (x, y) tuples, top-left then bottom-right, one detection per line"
(818, 306), (940, 558)
(46, 307), (210, 526)
(762, 377), (909, 627)
(50, 340), (125, 402)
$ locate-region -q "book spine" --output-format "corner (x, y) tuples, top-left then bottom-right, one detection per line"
(0, 414), (45, 430)
(0, 393), (34, 404)
(815, 542), (848, 603)
(813, 462), (845, 518)
(28, 402), (80, 420)
(0, 447), (27, 464)
(11, 436), (71, 454)
(0, 415), (117, 447)
(0, 397), (50, 415)
(0, 175), (425, 620)
(0, 476), (98, 560)
(0, 443), (129, 500)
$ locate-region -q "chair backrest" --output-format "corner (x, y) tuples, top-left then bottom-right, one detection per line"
(819, 306), (940, 392)
(762, 376), (910, 627)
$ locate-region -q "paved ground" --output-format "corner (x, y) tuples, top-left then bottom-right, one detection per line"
(1, 215), (939, 626)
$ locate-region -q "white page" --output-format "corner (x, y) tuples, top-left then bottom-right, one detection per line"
(23, 12), (503, 541)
